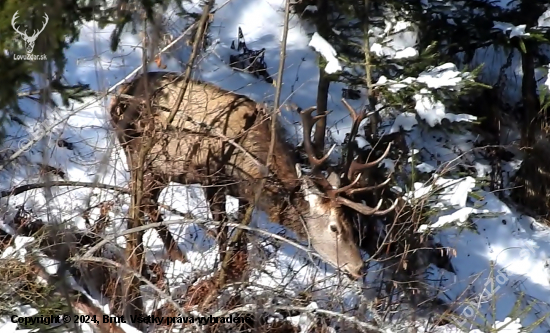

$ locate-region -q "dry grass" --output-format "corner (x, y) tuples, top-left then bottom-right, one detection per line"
(0, 255), (71, 326)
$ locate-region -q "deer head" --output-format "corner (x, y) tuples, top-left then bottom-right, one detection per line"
(12, 11), (49, 54)
(296, 99), (398, 279)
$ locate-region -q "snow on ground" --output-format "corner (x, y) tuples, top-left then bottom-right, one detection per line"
(2, 0), (550, 332)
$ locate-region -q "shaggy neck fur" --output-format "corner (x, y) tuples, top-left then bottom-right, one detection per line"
(257, 145), (319, 240)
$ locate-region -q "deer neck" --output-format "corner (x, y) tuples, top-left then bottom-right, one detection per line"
(258, 152), (311, 239)
(262, 188), (310, 239)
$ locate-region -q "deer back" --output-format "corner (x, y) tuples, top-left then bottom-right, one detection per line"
(109, 72), (300, 196)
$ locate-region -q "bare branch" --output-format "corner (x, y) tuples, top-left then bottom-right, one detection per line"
(0, 181), (129, 199)
(164, 0), (215, 126)
(79, 219), (326, 266)
(73, 256), (199, 328)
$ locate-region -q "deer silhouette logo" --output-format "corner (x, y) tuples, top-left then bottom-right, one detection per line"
(12, 11), (49, 54)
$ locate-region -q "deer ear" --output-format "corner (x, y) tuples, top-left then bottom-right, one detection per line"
(295, 163), (323, 200)
(327, 171), (341, 189)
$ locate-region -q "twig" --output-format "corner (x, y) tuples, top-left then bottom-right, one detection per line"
(122, 17), (152, 326)
(79, 219), (325, 264)
(73, 257), (195, 320)
(164, 0), (215, 126)
(266, 0), (291, 185)
(217, 0), (292, 286)
(0, 181), (129, 198)
(117, 0), (215, 291)
(1, 180), (434, 274)
(24, 258), (125, 333)
(17, 89), (42, 97)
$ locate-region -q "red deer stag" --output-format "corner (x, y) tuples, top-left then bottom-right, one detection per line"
(109, 71), (397, 278)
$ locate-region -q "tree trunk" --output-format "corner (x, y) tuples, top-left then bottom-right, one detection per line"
(314, 69), (330, 154)
(519, 39), (541, 148)
(313, 0), (331, 155)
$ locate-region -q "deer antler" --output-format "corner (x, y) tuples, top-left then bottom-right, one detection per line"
(300, 101), (398, 216)
(30, 13), (48, 39)
(341, 98), (392, 180)
(299, 106), (336, 167)
(11, 11), (48, 41)
(11, 11), (28, 38)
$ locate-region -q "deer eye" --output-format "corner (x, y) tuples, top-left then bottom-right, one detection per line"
(330, 224), (339, 234)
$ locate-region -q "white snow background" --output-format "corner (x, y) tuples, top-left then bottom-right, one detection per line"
(2, 0), (550, 332)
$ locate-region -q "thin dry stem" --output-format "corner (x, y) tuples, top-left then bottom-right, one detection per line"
(217, 0), (292, 286)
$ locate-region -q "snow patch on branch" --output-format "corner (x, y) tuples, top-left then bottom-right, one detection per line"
(308, 32), (342, 74)
(538, 9), (550, 28)
(417, 63), (466, 88)
(493, 21), (530, 38)
(414, 90), (477, 127)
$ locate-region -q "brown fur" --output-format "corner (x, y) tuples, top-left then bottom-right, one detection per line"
(111, 72), (312, 235)
(109, 71), (363, 277)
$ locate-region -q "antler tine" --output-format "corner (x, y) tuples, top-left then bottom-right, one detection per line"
(12, 10), (19, 25)
(326, 170), (389, 197)
(341, 98), (367, 124)
(345, 176), (392, 195)
(320, 100), (397, 216)
(336, 196), (383, 215)
(325, 170), (391, 200)
(11, 11), (25, 36)
(342, 98), (381, 121)
(336, 196), (399, 216)
(32, 13), (48, 38)
(372, 198), (400, 216)
(324, 172), (363, 198)
(299, 106), (335, 167)
(341, 98), (379, 182)
(347, 141), (393, 180)
(341, 99), (367, 151)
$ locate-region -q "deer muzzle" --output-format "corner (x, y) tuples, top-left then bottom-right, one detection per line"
(344, 261), (365, 280)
